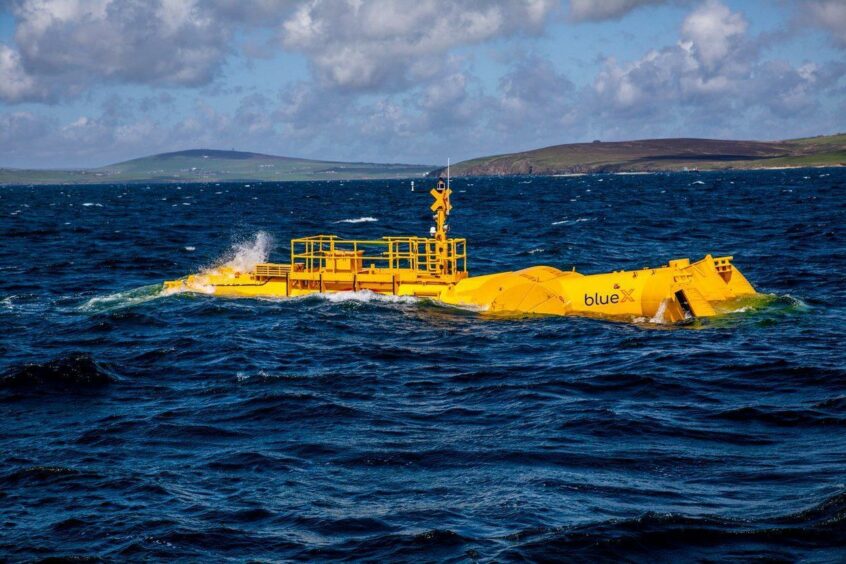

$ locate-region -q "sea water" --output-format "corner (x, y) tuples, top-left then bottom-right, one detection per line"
(1, 170), (845, 560)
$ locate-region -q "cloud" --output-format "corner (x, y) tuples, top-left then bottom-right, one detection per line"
(208, 0), (299, 26)
(2, 0), (845, 168)
(15, 0), (228, 84)
(567, 0), (673, 21)
(0, 0), (294, 102)
(0, 93), (289, 167)
(680, 0), (747, 70)
(589, 0), (845, 133)
(280, 0), (559, 91)
(495, 55), (575, 132)
(802, 0), (846, 47)
(1, 0), (560, 103)
(0, 111), (51, 147)
(0, 43), (46, 102)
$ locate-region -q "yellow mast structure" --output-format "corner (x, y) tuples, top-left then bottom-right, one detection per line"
(430, 177), (452, 276)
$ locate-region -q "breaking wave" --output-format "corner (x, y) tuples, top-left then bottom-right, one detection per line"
(79, 232), (274, 312)
(213, 231), (274, 273)
(297, 289), (419, 305)
(335, 216), (378, 223)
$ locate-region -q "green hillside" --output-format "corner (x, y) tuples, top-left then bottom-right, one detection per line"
(0, 149), (434, 185)
(430, 134), (846, 177)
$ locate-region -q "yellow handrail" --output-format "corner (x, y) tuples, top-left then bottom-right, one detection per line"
(290, 235), (466, 276)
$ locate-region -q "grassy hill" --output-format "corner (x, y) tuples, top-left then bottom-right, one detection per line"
(0, 149), (434, 185)
(4, 135), (844, 185)
(430, 134), (846, 177)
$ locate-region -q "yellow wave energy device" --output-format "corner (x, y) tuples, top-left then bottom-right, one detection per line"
(164, 179), (757, 322)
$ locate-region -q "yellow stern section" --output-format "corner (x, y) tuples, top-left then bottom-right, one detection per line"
(437, 255), (756, 322)
(163, 178), (758, 323)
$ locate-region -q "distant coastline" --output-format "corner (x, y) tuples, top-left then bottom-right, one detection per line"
(0, 149), (434, 186)
(429, 134), (846, 178)
(2, 135), (844, 186)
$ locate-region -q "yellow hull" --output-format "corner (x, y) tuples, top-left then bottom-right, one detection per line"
(162, 179), (757, 323)
(164, 254), (756, 323)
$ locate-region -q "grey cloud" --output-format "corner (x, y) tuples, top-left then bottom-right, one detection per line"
(0, 93), (291, 167)
(801, 0), (846, 47)
(206, 0), (299, 25)
(0, 111), (52, 148)
(0, 43), (48, 102)
(138, 92), (176, 113)
(567, 0), (675, 21)
(269, 56), (573, 163)
(0, 0), (242, 103)
(496, 55), (575, 127)
(13, 0), (230, 84)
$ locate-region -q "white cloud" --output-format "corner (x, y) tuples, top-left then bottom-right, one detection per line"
(280, 0), (559, 91)
(0, 0), (559, 102)
(680, 0), (747, 70)
(589, 0), (844, 131)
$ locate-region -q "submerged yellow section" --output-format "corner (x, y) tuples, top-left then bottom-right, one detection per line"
(163, 178), (758, 323)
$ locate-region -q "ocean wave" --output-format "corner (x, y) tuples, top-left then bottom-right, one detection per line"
(334, 216), (378, 223)
(3, 172), (845, 561)
(292, 289), (419, 305)
(713, 405), (846, 427)
(79, 284), (170, 313)
(0, 465), (96, 487)
(300, 529), (470, 561)
(551, 217), (593, 226)
(502, 491), (846, 561)
(211, 231), (274, 273)
(80, 232), (274, 312)
(0, 353), (116, 391)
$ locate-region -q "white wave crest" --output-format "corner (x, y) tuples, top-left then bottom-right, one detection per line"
(79, 284), (167, 313)
(311, 290), (418, 304)
(650, 299), (669, 323)
(634, 299), (670, 325)
(552, 218), (593, 226)
(335, 217), (378, 224)
(1, 295), (16, 311)
(212, 231), (274, 273)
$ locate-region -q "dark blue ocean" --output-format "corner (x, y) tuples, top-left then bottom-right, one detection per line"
(2, 170), (845, 561)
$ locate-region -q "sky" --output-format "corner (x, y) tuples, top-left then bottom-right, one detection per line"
(0, 0), (845, 168)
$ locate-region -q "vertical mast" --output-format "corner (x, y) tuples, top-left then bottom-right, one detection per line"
(430, 165), (453, 275)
